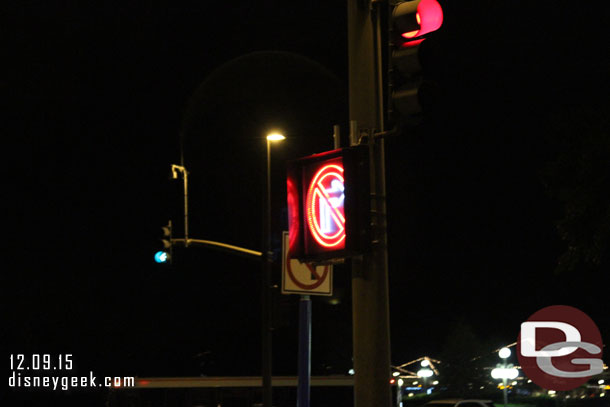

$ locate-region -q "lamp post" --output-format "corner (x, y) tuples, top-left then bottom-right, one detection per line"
(262, 132), (285, 407)
(417, 360), (433, 395)
(499, 347), (510, 407)
(491, 347), (518, 407)
(397, 378), (404, 407)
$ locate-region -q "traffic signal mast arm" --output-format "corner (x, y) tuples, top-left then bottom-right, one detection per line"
(157, 163), (262, 262)
(171, 238), (262, 259)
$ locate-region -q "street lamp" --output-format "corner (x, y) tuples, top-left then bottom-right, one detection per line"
(397, 378), (404, 407)
(262, 132), (284, 407)
(491, 347), (518, 407)
(267, 132), (286, 142)
(498, 347), (511, 359)
(417, 364), (434, 395)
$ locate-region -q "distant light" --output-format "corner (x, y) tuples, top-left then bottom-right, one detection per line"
(266, 133), (285, 141)
(491, 368), (519, 379)
(390, 378), (396, 384)
(348, 369), (355, 375)
(417, 368), (433, 378)
(427, 388), (432, 395)
(599, 380), (605, 385)
(408, 393), (414, 397)
(512, 381), (518, 386)
(432, 381), (439, 385)
(499, 347), (511, 359)
(548, 390), (556, 395)
(393, 371), (400, 377)
(412, 381), (418, 385)
(421, 359), (430, 367)
(601, 393), (605, 398)
(154, 251), (169, 263)
(398, 379), (404, 386)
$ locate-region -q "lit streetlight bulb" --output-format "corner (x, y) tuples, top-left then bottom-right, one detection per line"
(266, 132), (285, 141)
(499, 347), (511, 359)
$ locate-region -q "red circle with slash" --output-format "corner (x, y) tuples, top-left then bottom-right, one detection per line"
(286, 258), (330, 290)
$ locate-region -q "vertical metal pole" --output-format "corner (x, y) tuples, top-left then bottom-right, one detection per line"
(348, 1), (392, 407)
(502, 377), (508, 407)
(262, 139), (273, 407)
(396, 380), (402, 407)
(297, 295), (312, 407)
(183, 168), (189, 246)
(333, 124), (341, 149)
(179, 133), (189, 246)
(349, 120), (359, 146)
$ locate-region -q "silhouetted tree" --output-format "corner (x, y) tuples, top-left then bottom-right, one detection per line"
(542, 105), (610, 276)
(437, 321), (489, 397)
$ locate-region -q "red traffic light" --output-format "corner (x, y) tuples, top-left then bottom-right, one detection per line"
(393, 0), (443, 47)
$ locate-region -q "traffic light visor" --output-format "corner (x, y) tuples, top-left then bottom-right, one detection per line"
(417, 0), (443, 37)
(394, 0), (443, 45)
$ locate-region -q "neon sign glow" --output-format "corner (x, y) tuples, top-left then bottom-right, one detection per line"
(305, 163), (346, 249)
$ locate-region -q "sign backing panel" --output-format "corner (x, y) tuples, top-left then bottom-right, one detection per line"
(281, 232), (333, 296)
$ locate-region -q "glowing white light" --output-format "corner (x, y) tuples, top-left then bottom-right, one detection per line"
(320, 179), (344, 233)
(154, 251), (169, 263)
(432, 381), (439, 385)
(398, 379), (404, 386)
(348, 369), (355, 375)
(393, 372), (400, 377)
(599, 380), (605, 385)
(548, 390), (556, 395)
(499, 347), (511, 359)
(266, 133), (285, 141)
(421, 359), (430, 367)
(417, 368), (433, 378)
(320, 199), (330, 232)
(491, 368), (519, 379)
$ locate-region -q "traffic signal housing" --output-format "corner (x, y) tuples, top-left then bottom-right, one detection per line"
(390, 0), (443, 123)
(154, 220), (173, 264)
(286, 146), (370, 263)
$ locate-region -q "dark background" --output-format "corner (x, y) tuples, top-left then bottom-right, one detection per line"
(4, 0), (609, 402)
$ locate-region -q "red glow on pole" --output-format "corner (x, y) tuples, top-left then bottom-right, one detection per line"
(286, 176), (300, 254)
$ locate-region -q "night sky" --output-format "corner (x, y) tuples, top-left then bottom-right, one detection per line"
(5, 0), (609, 403)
